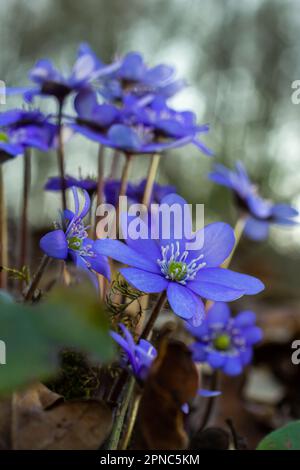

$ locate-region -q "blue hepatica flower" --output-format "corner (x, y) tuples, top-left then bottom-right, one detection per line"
(71, 89), (212, 155)
(98, 51), (185, 102)
(188, 302), (263, 376)
(95, 194), (264, 326)
(23, 43), (119, 104)
(209, 161), (298, 241)
(104, 178), (176, 206)
(40, 187), (110, 279)
(110, 323), (157, 381)
(45, 175), (97, 195)
(0, 109), (57, 162)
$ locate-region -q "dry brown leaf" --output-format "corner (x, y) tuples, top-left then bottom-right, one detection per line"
(7, 383), (112, 450)
(136, 340), (199, 450)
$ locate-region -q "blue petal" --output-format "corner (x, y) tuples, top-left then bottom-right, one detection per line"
(207, 351), (226, 368)
(188, 280), (244, 301)
(244, 217), (269, 241)
(234, 310), (256, 327)
(39, 229), (68, 259)
(194, 268), (265, 296)
(190, 343), (207, 362)
(167, 283), (202, 320)
(240, 347), (253, 366)
(243, 326), (263, 345)
(191, 222), (235, 267)
(272, 203), (298, 219)
(120, 267), (168, 293)
(198, 389), (222, 398)
(87, 252), (111, 280)
(94, 238), (159, 273)
(206, 302), (231, 327)
(155, 193), (193, 253)
(107, 124), (141, 151)
(223, 356), (243, 376)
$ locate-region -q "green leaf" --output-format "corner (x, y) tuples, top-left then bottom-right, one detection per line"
(257, 421), (300, 450)
(0, 284), (114, 395)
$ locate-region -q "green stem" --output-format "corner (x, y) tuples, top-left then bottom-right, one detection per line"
(199, 370), (219, 430)
(19, 148), (31, 271)
(57, 101), (67, 212)
(142, 153), (160, 208)
(106, 375), (135, 450)
(0, 165), (8, 288)
(94, 144), (105, 239)
(221, 217), (246, 269)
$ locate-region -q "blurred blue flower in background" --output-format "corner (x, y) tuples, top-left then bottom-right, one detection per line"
(0, 109), (57, 163)
(188, 302), (263, 376)
(209, 161), (298, 241)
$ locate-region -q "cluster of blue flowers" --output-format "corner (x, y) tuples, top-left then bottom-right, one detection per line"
(1, 43), (298, 386)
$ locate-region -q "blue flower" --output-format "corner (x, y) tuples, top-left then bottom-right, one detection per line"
(23, 43), (118, 103)
(209, 161), (298, 241)
(110, 323), (157, 381)
(45, 175), (97, 195)
(104, 178), (176, 206)
(98, 51), (185, 102)
(95, 193), (264, 326)
(71, 90), (212, 155)
(40, 187), (110, 279)
(188, 302), (263, 376)
(0, 109), (57, 162)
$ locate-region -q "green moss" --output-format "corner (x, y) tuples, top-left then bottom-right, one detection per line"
(47, 349), (102, 400)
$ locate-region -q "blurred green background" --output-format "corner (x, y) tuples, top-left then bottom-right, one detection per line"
(1, 0), (300, 295)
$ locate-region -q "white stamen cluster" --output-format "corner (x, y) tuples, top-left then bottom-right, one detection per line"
(157, 241), (206, 285)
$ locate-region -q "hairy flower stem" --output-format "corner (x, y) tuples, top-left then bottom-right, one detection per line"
(121, 391), (141, 450)
(57, 100), (67, 213)
(199, 370), (219, 430)
(140, 291), (167, 340)
(94, 144), (105, 239)
(142, 153), (160, 207)
(109, 149), (120, 179)
(19, 148), (31, 273)
(106, 375), (136, 450)
(221, 217), (246, 269)
(116, 153), (133, 236)
(0, 166), (8, 288)
(24, 254), (50, 301)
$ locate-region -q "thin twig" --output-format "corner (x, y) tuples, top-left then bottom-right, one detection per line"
(199, 370), (219, 430)
(140, 291), (167, 340)
(24, 255), (50, 301)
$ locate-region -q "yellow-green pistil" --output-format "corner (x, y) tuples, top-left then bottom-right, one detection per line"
(213, 333), (231, 351)
(68, 236), (82, 251)
(168, 260), (187, 282)
(0, 132), (8, 143)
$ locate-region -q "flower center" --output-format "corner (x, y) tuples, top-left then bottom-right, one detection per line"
(0, 132), (8, 143)
(168, 261), (187, 281)
(157, 241), (206, 285)
(68, 236), (83, 251)
(213, 334), (231, 351)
